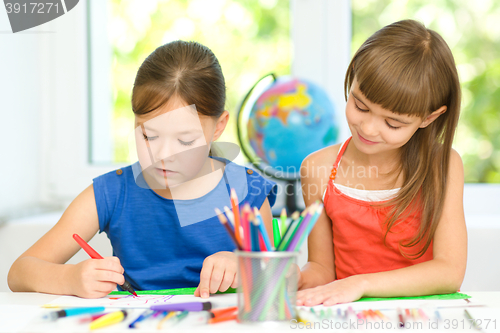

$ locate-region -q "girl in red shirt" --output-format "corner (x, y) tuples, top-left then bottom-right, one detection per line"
(297, 19), (466, 306)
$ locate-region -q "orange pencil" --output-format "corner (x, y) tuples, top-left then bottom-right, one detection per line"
(208, 313), (237, 324)
(230, 189), (242, 246)
(210, 306), (237, 318)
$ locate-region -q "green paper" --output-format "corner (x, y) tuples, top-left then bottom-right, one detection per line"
(355, 292), (470, 302)
(109, 287), (237, 296)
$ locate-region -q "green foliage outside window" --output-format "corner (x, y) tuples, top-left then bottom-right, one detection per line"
(108, 0), (291, 164)
(108, 0), (499, 183)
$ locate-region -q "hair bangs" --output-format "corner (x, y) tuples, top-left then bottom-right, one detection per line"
(132, 82), (176, 115)
(354, 50), (433, 118)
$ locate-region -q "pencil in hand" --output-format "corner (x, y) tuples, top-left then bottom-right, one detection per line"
(72, 234), (138, 296)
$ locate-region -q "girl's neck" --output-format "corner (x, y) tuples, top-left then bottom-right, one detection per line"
(347, 141), (401, 172)
(337, 140), (403, 190)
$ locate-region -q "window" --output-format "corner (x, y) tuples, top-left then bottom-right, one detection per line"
(89, 0), (292, 165)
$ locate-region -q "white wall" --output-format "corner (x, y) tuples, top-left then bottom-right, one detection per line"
(0, 1), (115, 221)
(0, 7), (43, 218)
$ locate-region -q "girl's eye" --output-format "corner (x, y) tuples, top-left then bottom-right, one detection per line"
(143, 134), (158, 141)
(179, 139), (195, 146)
(354, 102), (369, 112)
(385, 121), (400, 130)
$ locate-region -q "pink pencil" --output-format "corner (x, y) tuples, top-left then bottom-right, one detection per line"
(241, 204), (252, 251)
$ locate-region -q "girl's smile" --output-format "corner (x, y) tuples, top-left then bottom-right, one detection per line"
(357, 132), (379, 145)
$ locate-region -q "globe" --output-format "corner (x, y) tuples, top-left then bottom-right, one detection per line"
(238, 75), (339, 181)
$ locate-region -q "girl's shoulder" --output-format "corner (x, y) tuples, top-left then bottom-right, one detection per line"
(301, 143), (342, 173)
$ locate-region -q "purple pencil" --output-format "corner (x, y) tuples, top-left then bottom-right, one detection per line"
(150, 302), (212, 312)
(285, 203), (317, 251)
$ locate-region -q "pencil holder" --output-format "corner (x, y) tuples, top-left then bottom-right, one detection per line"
(235, 250), (298, 323)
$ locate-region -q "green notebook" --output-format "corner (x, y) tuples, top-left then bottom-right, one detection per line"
(110, 288), (469, 302)
(109, 287), (237, 296)
(356, 292), (470, 302)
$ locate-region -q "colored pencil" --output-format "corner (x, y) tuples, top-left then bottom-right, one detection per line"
(157, 311), (176, 329)
(293, 203), (323, 251)
(210, 306), (237, 318)
(230, 189), (242, 247)
(272, 218), (281, 247)
(208, 313), (237, 324)
(241, 204), (252, 251)
(223, 206), (235, 226)
(280, 208), (287, 237)
(73, 234), (137, 296)
(249, 211), (260, 251)
(253, 207), (272, 251)
(277, 210), (304, 251)
(215, 208), (242, 250)
(285, 203), (316, 251)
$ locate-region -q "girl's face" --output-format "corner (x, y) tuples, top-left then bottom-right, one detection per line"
(134, 97), (227, 189)
(346, 78), (438, 157)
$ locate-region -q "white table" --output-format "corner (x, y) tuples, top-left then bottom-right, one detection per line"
(1, 291), (499, 332)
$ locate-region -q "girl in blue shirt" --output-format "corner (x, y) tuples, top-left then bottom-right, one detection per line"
(8, 41), (276, 299)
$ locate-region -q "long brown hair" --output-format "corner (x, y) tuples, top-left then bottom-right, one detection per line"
(132, 40), (226, 118)
(344, 20), (461, 258)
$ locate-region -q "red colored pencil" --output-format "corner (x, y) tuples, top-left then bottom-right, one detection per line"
(72, 234), (137, 296)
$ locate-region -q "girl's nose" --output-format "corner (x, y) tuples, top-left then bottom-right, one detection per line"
(359, 116), (378, 137)
(153, 141), (175, 163)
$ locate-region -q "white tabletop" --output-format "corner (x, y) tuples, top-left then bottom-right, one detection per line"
(1, 291), (499, 332)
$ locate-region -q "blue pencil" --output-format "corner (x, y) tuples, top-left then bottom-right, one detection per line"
(128, 309), (155, 328)
(250, 217), (261, 251)
(253, 207), (273, 251)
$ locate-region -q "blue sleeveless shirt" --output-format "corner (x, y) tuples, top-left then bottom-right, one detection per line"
(93, 158), (276, 291)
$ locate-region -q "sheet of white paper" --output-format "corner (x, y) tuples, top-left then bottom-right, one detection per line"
(0, 305), (43, 333)
(465, 307), (500, 333)
(44, 293), (237, 309)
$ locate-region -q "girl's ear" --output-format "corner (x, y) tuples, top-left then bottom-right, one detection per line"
(419, 105), (447, 128)
(212, 110), (230, 141)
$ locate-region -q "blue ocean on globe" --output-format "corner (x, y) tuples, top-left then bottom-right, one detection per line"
(247, 77), (339, 177)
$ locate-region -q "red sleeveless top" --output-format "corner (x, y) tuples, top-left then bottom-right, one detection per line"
(324, 137), (433, 279)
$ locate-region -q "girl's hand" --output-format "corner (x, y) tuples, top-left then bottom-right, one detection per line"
(194, 251), (237, 298)
(296, 275), (365, 306)
(70, 257), (125, 298)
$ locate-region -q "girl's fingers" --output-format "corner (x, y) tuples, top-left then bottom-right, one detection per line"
(208, 264), (225, 294)
(95, 270), (125, 285)
(198, 259), (215, 298)
(230, 273), (239, 289)
(218, 270), (236, 292)
(94, 281), (118, 294)
(95, 257), (124, 274)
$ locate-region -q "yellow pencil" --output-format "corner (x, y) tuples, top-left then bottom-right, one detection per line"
(157, 311), (177, 329)
(89, 310), (127, 330)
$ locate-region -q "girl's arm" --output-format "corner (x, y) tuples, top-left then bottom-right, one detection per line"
(7, 185), (126, 298)
(298, 147), (338, 290)
(297, 150), (467, 306)
(195, 197), (274, 298)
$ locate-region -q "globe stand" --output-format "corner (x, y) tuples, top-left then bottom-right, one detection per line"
(284, 180), (298, 213)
